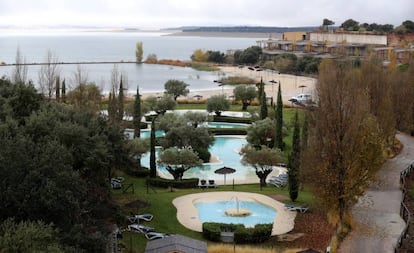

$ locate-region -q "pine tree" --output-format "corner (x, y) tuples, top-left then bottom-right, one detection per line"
(288, 111), (300, 201)
(274, 82), (284, 150)
(133, 86), (141, 138)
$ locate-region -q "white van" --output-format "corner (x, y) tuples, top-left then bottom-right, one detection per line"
(290, 94), (312, 103)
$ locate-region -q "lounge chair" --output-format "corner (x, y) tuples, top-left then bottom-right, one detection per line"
(207, 180), (217, 188)
(268, 175), (287, 187)
(127, 213), (154, 223)
(198, 179), (207, 188)
(127, 224), (155, 233)
(284, 204), (309, 213)
(145, 231), (170, 240)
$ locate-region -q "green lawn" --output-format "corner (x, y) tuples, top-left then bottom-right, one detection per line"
(114, 105), (308, 252)
(112, 173), (314, 253)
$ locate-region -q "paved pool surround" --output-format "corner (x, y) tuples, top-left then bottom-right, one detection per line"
(172, 191), (296, 236)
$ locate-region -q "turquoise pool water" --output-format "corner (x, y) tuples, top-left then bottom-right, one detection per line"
(125, 122), (248, 139)
(141, 136), (258, 182)
(206, 122), (249, 128)
(195, 200), (276, 227)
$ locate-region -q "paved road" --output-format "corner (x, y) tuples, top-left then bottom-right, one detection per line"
(339, 133), (414, 253)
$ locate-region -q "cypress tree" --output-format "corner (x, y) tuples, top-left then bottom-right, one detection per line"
(55, 76), (60, 102)
(118, 77), (124, 123)
(61, 79), (66, 103)
(108, 87), (118, 123)
(260, 90), (268, 120)
(288, 110), (300, 201)
(274, 82), (284, 150)
(301, 112), (309, 151)
(149, 116), (157, 177)
(133, 86), (141, 138)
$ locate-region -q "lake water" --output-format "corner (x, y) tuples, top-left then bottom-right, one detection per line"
(0, 31), (261, 93)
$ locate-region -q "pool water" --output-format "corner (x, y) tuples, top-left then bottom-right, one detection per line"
(141, 136), (257, 182)
(206, 122), (249, 128)
(195, 200), (276, 227)
(125, 122), (248, 139)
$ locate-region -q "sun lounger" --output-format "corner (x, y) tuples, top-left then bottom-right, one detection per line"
(198, 179), (207, 188)
(145, 231), (170, 240)
(127, 213), (154, 223)
(207, 180), (217, 188)
(268, 175), (288, 187)
(127, 224), (155, 233)
(284, 204), (309, 213)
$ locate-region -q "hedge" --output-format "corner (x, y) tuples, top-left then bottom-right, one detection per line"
(212, 115), (252, 124)
(202, 222), (272, 244)
(209, 128), (247, 135)
(146, 177), (199, 188)
(124, 167), (150, 178)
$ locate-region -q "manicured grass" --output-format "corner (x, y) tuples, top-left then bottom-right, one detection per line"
(112, 173), (314, 252)
(114, 106), (308, 252)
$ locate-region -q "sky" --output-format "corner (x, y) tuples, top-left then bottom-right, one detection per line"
(0, 0), (412, 29)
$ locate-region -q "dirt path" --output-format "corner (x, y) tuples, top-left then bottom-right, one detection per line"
(339, 133), (414, 252)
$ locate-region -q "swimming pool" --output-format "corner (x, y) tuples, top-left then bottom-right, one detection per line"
(125, 122), (248, 139)
(141, 136), (263, 182)
(173, 192), (296, 235)
(206, 122), (249, 129)
(124, 129), (165, 139)
(195, 200), (276, 227)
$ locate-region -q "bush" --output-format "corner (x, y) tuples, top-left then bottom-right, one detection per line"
(202, 222), (272, 244)
(124, 167), (150, 178)
(146, 177), (199, 188)
(212, 116), (252, 124)
(209, 128), (247, 135)
(202, 222), (222, 242)
(194, 147), (211, 162)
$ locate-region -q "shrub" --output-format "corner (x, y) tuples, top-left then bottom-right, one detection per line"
(212, 116), (252, 124)
(202, 222), (222, 242)
(209, 128), (247, 135)
(194, 147), (211, 162)
(146, 177), (199, 188)
(202, 222), (272, 244)
(125, 167), (150, 178)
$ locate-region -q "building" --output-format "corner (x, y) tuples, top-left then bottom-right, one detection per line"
(257, 30), (414, 64)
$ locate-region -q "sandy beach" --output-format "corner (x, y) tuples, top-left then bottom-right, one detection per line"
(140, 66), (317, 105)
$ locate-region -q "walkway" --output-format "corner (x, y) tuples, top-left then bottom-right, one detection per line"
(339, 133), (414, 252)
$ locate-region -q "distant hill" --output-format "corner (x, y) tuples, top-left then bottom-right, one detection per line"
(176, 26), (319, 33)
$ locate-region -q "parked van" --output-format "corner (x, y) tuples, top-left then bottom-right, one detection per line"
(290, 94), (312, 103)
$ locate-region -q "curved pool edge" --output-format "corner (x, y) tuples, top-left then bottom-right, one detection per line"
(172, 191), (296, 236)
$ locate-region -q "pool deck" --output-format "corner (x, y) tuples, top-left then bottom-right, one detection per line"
(172, 191), (296, 236)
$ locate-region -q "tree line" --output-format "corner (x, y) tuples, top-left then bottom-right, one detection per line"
(321, 18), (414, 33)
(302, 57), (414, 251)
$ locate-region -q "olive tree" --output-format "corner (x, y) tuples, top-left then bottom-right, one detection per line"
(158, 147), (203, 180)
(234, 85), (257, 111)
(146, 95), (176, 177)
(241, 146), (285, 188)
(206, 94), (230, 116)
(164, 79), (189, 100)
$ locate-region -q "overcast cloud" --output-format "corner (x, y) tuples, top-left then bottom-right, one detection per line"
(0, 0), (412, 28)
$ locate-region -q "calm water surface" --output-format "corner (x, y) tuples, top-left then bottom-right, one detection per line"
(0, 31), (260, 93)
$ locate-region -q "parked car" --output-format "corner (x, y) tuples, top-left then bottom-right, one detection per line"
(289, 94), (312, 104)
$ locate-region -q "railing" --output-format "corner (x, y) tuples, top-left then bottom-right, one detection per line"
(394, 163), (414, 252)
